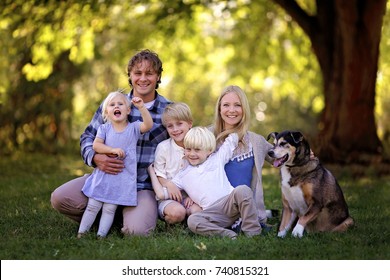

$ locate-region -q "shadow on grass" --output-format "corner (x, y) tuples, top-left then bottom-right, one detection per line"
(0, 153), (389, 259)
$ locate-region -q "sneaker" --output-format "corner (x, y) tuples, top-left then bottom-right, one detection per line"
(231, 218), (242, 234)
(260, 222), (273, 234)
(266, 209), (280, 218)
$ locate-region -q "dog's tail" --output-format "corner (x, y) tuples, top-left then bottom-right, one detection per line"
(332, 217), (354, 232)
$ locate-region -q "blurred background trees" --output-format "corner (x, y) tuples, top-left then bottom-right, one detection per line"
(1, 0), (389, 164)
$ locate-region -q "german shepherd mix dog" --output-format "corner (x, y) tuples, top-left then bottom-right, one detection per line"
(267, 131), (354, 238)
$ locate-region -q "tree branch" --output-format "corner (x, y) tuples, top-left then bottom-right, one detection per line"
(272, 0), (317, 37)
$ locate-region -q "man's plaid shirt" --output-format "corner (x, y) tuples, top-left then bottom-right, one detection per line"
(80, 91), (172, 191)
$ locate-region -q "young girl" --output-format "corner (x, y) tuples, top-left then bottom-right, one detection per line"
(77, 91), (153, 238)
(169, 127), (262, 239)
(148, 102), (201, 224)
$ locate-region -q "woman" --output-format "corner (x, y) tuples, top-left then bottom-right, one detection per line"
(211, 85), (274, 230)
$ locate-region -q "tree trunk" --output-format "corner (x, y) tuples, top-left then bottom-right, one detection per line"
(274, 0), (386, 163)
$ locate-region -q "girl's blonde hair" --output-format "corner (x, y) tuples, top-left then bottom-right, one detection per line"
(213, 85), (250, 146)
(102, 91), (131, 122)
(184, 127), (216, 152)
(162, 102), (193, 126)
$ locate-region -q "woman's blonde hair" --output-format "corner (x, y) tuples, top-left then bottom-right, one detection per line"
(184, 127), (216, 152)
(213, 85), (250, 146)
(102, 90), (131, 122)
(162, 102), (193, 126)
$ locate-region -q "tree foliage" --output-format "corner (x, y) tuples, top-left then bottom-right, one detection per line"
(1, 0), (108, 152)
(1, 0), (389, 163)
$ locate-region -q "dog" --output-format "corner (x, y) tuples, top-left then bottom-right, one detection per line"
(267, 130), (354, 238)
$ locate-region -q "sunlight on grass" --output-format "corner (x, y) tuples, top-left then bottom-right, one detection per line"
(0, 153), (389, 260)
(194, 242), (207, 251)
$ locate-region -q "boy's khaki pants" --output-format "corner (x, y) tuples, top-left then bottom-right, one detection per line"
(187, 185), (262, 239)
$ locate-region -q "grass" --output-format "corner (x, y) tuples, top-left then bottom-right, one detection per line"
(0, 153), (389, 260)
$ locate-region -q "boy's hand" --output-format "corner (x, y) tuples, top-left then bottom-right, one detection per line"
(165, 181), (183, 202)
(183, 197), (194, 208)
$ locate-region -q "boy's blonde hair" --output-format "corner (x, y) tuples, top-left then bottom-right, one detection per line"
(102, 91), (130, 122)
(162, 102), (193, 126)
(184, 127), (216, 152)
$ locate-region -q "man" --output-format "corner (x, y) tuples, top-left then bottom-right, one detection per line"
(51, 49), (171, 236)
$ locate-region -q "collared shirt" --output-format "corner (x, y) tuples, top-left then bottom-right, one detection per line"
(154, 138), (186, 180)
(80, 90), (172, 190)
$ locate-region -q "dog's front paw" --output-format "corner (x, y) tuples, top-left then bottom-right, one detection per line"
(292, 224), (304, 238)
(277, 229), (287, 238)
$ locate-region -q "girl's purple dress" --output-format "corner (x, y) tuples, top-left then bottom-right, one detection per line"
(82, 121), (141, 206)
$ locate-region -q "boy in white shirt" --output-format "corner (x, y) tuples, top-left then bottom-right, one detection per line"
(148, 102), (201, 224)
(168, 127), (262, 239)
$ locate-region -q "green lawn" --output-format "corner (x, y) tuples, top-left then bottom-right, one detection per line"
(0, 153), (389, 260)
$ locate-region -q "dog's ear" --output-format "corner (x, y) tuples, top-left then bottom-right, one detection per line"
(290, 131), (304, 144)
(267, 132), (278, 141)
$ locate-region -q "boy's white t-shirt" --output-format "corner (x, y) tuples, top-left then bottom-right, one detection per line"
(171, 133), (238, 210)
(154, 138), (186, 180)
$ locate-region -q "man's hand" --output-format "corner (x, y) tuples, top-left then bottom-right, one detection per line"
(93, 154), (125, 175)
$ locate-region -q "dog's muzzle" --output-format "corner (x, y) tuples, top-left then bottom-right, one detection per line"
(268, 150), (289, 168)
